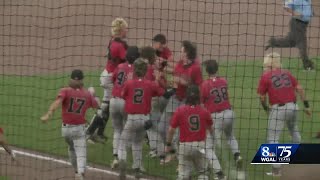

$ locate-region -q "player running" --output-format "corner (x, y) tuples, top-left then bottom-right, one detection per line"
(257, 52), (311, 176)
(165, 85), (212, 180)
(159, 40), (203, 164)
(109, 46), (140, 169)
(118, 58), (174, 180)
(201, 60), (242, 172)
(0, 127), (16, 161)
(86, 18), (128, 143)
(40, 70), (99, 180)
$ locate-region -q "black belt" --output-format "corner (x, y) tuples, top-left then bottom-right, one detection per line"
(295, 18), (309, 25)
(277, 102), (296, 107)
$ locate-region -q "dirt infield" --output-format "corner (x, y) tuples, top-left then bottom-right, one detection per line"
(1, 0), (320, 179)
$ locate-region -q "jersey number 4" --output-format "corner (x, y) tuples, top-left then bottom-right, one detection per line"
(188, 115), (200, 132)
(67, 97), (86, 114)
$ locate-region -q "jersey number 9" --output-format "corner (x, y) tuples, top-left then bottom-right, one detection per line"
(188, 115), (200, 132)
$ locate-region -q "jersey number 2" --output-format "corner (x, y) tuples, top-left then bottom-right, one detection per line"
(67, 98), (86, 114)
(133, 89), (144, 104)
(188, 115), (200, 132)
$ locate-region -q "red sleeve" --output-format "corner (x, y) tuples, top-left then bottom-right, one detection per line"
(257, 75), (268, 95)
(204, 110), (213, 127)
(165, 48), (173, 60)
(151, 82), (165, 96)
(90, 94), (99, 109)
(200, 82), (208, 104)
(110, 43), (126, 60)
(192, 65), (203, 85)
(158, 75), (167, 88)
(289, 72), (298, 88)
(121, 82), (129, 99)
(112, 67), (119, 83)
(0, 128), (3, 134)
(57, 88), (67, 101)
(170, 109), (180, 128)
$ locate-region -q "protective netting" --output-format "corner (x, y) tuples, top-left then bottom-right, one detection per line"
(1, 0), (319, 179)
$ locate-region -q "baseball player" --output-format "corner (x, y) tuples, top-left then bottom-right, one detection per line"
(118, 58), (174, 180)
(86, 18), (128, 143)
(109, 46), (140, 169)
(257, 52), (311, 176)
(0, 127), (16, 161)
(201, 60), (243, 171)
(165, 85), (213, 180)
(158, 40), (203, 164)
(40, 69), (99, 180)
(140, 46), (168, 157)
(265, 0), (314, 70)
(152, 34), (174, 71)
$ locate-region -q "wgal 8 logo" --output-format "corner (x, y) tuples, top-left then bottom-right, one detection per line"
(260, 146), (277, 162)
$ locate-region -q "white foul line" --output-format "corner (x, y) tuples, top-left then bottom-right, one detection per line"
(0, 148), (149, 180)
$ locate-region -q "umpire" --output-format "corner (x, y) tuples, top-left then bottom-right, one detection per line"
(265, 0), (314, 70)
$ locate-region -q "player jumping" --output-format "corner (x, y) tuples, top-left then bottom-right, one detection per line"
(201, 60), (242, 173)
(86, 18), (128, 143)
(257, 52), (311, 176)
(109, 46), (140, 169)
(165, 85), (212, 180)
(118, 58), (174, 180)
(41, 69), (99, 180)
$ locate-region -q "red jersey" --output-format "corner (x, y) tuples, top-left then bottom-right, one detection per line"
(145, 65), (156, 81)
(0, 127), (3, 134)
(105, 38), (128, 73)
(122, 79), (165, 114)
(257, 69), (297, 105)
(201, 77), (231, 113)
(156, 47), (172, 60)
(174, 60), (203, 100)
(112, 62), (134, 97)
(58, 87), (99, 125)
(170, 105), (213, 142)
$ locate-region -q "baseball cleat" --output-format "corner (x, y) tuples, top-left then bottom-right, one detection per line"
(119, 160), (127, 180)
(164, 153), (176, 163)
(95, 135), (107, 144)
(148, 150), (157, 158)
(266, 168), (281, 177)
(266, 171), (281, 177)
(235, 156), (243, 169)
(75, 173), (84, 180)
(134, 168), (143, 179)
(111, 158), (119, 169)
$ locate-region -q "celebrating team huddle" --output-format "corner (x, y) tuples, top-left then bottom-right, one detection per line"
(34, 16), (312, 180)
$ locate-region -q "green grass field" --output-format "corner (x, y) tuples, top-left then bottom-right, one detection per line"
(0, 58), (319, 179)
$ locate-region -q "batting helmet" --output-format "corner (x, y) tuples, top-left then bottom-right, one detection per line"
(185, 85), (200, 105)
(134, 58), (148, 77)
(263, 52), (281, 70)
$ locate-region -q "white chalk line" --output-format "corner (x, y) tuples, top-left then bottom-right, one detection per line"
(0, 148), (149, 180)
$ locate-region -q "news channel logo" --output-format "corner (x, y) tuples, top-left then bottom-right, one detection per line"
(251, 144), (296, 164)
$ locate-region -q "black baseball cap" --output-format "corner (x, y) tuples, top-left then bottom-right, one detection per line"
(71, 69), (84, 80)
(126, 46), (140, 64)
